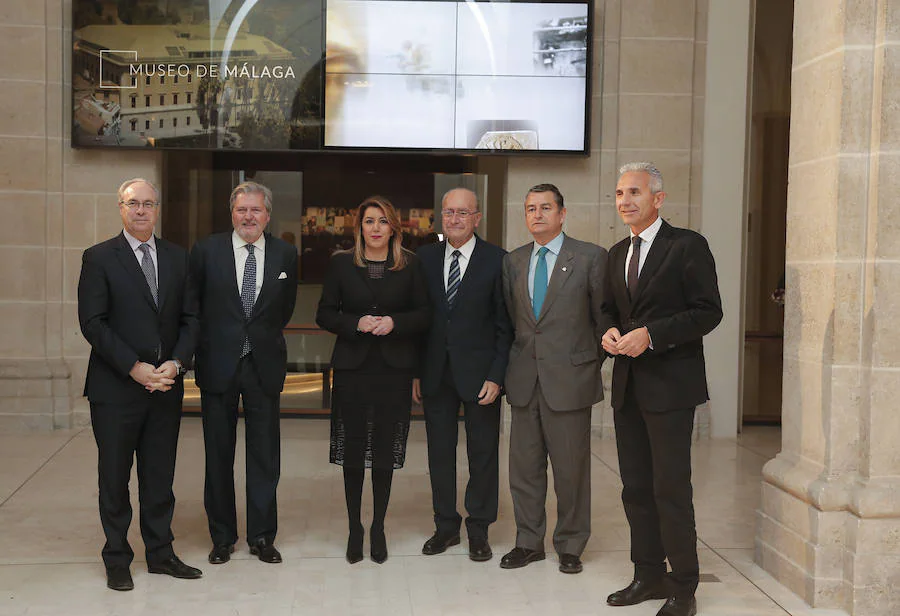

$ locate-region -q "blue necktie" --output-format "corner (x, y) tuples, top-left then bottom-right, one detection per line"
(240, 244), (256, 357)
(532, 246), (549, 318)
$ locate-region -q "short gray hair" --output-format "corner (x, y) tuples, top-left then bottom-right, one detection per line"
(617, 162), (664, 194)
(230, 181), (273, 213)
(118, 178), (160, 204)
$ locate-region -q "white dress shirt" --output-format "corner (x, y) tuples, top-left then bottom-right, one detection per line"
(528, 231), (565, 300)
(123, 229), (158, 280)
(443, 234), (477, 290)
(624, 215), (663, 284)
(232, 231), (266, 301)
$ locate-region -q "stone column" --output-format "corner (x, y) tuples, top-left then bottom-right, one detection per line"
(756, 1), (900, 614)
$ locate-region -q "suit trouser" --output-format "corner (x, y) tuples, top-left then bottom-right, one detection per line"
(90, 396), (182, 569)
(509, 382), (592, 556)
(423, 361), (500, 540)
(202, 355), (281, 547)
(613, 382), (698, 594)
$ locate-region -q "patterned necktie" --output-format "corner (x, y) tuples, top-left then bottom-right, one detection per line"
(532, 246), (549, 318)
(138, 243), (158, 306)
(446, 249), (461, 308)
(627, 236), (642, 299)
(240, 244), (256, 356)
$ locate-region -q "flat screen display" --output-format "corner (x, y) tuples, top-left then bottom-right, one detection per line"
(71, 0), (592, 154)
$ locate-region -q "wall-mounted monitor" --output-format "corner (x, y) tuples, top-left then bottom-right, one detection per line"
(71, 0), (593, 155)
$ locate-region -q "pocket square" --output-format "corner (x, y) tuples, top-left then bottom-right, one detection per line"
(278, 272), (287, 279)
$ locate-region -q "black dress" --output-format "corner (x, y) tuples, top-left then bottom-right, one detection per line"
(315, 253), (430, 470)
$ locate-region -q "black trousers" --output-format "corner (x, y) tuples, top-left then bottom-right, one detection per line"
(90, 395), (182, 569)
(613, 381), (699, 594)
(423, 362), (500, 540)
(202, 355), (281, 547)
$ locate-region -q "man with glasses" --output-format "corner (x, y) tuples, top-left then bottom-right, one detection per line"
(78, 178), (201, 591)
(414, 188), (512, 562)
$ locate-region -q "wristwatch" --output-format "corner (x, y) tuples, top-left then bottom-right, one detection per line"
(172, 358), (185, 376)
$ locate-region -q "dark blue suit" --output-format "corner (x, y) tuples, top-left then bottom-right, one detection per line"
(417, 236), (512, 538)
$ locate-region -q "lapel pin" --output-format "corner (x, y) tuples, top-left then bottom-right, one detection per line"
(562, 266), (568, 272)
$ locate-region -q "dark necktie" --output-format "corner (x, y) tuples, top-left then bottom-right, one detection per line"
(532, 246), (549, 318)
(138, 243), (158, 306)
(627, 236), (642, 299)
(240, 244), (256, 357)
(446, 250), (461, 308)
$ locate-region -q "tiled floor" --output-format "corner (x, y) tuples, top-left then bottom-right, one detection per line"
(0, 420), (846, 616)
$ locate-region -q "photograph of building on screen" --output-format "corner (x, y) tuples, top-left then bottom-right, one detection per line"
(71, 0), (322, 150)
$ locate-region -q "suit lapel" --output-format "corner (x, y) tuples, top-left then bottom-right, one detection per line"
(427, 242), (449, 314)
(632, 221), (673, 303)
(516, 243), (536, 324)
(450, 236), (482, 312)
(220, 233), (243, 315)
(155, 237), (171, 311)
(611, 239), (631, 313)
(251, 235), (279, 320)
(536, 238), (575, 322)
(113, 232), (157, 310)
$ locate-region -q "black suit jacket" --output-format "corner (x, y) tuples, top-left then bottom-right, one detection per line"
(315, 251), (430, 371)
(602, 220), (723, 412)
(78, 232), (197, 404)
(417, 237), (512, 401)
(190, 232), (298, 397)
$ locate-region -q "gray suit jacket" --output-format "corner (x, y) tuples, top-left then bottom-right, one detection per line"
(502, 235), (611, 411)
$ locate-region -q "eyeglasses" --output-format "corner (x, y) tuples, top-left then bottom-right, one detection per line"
(441, 209), (477, 219)
(120, 200), (159, 210)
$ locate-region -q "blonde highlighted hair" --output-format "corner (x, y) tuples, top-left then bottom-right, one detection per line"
(351, 196), (409, 271)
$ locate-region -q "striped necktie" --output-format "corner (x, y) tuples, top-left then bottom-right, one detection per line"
(446, 249), (461, 308)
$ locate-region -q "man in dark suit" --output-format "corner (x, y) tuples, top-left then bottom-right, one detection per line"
(190, 181), (298, 566)
(601, 163), (722, 616)
(414, 188), (512, 562)
(501, 184), (610, 575)
(78, 178), (202, 591)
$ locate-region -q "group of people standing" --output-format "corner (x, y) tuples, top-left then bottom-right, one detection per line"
(78, 162), (720, 616)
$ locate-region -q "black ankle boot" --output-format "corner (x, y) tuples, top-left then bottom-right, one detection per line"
(346, 524), (364, 564)
(370, 524), (387, 564)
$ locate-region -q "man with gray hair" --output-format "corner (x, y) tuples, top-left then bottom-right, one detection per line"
(601, 163), (722, 616)
(78, 178), (201, 590)
(190, 181), (298, 566)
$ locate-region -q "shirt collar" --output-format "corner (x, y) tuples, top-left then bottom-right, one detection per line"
(445, 234), (477, 261)
(123, 229), (156, 252)
(232, 230), (266, 253)
(630, 216), (663, 244)
(532, 231), (565, 258)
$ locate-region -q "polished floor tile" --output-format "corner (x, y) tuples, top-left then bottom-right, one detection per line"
(0, 420), (843, 615)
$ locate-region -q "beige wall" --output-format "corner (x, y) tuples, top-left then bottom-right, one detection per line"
(504, 0), (711, 434)
(0, 0), (160, 430)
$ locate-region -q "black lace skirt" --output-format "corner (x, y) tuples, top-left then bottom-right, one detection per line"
(329, 351), (412, 470)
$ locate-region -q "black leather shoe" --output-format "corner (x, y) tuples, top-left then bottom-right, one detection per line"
(656, 595), (697, 616)
(499, 547), (545, 569)
(208, 544), (234, 565)
(370, 526), (388, 564)
(559, 553), (583, 574)
(249, 539), (282, 564)
(347, 526), (364, 564)
(422, 531), (461, 556)
(106, 566), (133, 591)
(468, 536), (492, 562)
(607, 578), (670, 606)
(147, 555), (202, 579)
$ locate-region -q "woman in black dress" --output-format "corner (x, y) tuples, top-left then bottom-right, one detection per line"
(316, 196), (430, 564)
